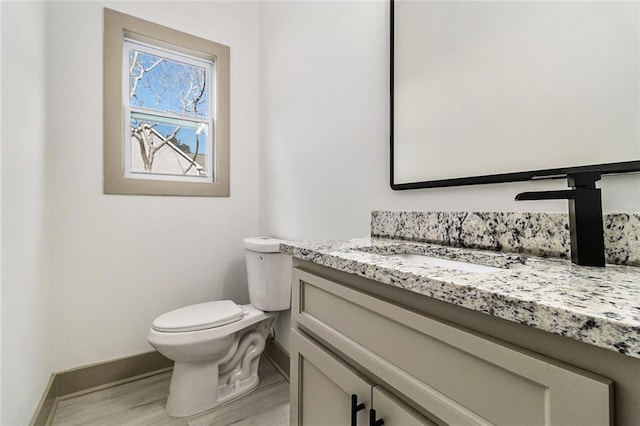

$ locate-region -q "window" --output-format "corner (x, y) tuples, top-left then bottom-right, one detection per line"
(104, 9), (230, 196)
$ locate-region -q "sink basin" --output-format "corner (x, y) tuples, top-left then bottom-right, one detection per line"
(383, 253), (503, 274)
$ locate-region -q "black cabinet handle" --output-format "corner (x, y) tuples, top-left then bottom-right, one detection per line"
(351, 394), (365, 426)
(369, 408), (384, 426)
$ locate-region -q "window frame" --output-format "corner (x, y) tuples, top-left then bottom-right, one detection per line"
(104, 8), (230, 196)
(123, 38), (214, 182)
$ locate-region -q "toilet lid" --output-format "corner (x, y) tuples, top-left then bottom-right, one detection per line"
(152, 300), (244, 332)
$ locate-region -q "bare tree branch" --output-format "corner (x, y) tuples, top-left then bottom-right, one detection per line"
(131, 122), (181, 172)
(183, 133), (201, 174)
(130, 57), (164, 100)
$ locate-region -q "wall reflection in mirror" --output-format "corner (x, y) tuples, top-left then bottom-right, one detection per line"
(391, 0), (640, 189)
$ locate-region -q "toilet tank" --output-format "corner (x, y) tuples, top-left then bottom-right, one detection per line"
(243, 237), (292, 311)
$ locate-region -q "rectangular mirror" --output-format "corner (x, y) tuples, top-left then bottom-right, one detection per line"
(391, 0), (640, 189)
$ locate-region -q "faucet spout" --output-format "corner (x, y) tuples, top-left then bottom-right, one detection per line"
(515, 189), (575, 201)
(515, 172), (605, 267)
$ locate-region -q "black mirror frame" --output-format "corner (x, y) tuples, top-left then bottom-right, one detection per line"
(389, 0), (640, 191)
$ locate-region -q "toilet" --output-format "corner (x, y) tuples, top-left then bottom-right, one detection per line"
(147, 237), (291, 417)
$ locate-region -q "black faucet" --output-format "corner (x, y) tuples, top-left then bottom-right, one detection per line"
(515, 172), (605, 267)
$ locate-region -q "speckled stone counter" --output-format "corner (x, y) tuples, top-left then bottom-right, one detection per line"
(280, 236), (640, 359)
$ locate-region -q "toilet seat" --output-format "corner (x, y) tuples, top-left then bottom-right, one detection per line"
(152, 300), (244, 332)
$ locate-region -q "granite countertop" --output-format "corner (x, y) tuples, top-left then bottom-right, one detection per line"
(281, 237), (640, 359)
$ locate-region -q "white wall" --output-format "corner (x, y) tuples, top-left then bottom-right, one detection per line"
(258, 1), (640, 350)
(1, 2), (53, 424)
(46, 1), (261, 372)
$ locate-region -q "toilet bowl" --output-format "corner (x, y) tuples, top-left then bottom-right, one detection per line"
(147, 237), (291, 417)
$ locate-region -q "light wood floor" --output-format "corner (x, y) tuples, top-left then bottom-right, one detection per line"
(50, 359), (289, 426)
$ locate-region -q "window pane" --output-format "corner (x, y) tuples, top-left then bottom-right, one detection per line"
(130, 114), (209, 178)
(129, 48), (208, 117)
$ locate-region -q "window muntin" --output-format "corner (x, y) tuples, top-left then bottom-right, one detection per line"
(123, 38), (214, 182)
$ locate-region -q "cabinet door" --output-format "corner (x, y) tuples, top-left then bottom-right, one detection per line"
(290, 329), (372, 426)
(371, 385), (437, 426)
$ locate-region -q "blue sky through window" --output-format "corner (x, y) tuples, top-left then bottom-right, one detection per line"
(131, 116), (207, 156)
(129, 50), (208, 117)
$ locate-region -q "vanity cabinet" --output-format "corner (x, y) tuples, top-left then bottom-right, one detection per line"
(290, 266), (613, 425)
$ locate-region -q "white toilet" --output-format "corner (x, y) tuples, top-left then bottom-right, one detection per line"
(147, 237), (291, 417)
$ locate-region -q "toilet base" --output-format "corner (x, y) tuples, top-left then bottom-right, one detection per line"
(165, 361), (260, 417)
(165, 325), (270, 417)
